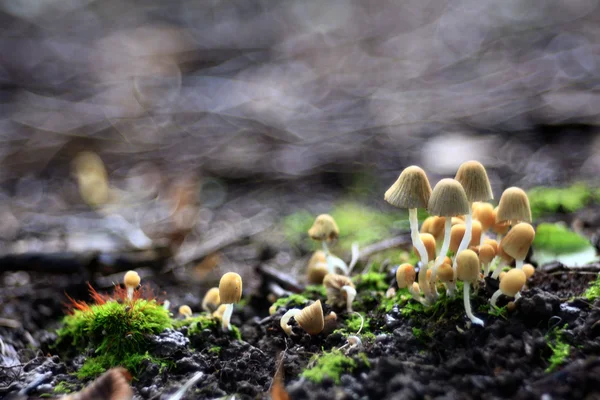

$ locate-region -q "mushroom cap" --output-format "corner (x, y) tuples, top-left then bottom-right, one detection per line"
(483, 238), (499, 253)
(413, 233), (436, 263)
(308, 214), (340, 241)
(496, 242), (515, 263)
(202, 287), (221, 312)
(437, 258), (454, 283)
(295, 300), (325, 335)
(496, 187), (532, 223)
(456, 249), (480, 282)
(323, 273), (354, 290)
(421, 216), (433, 234)
(384, 166), (432, 209)
(429, 216), (447, 240)
(219, 272), (243, 304)
(469, 220), (483, 247)
(427, 179), (470, 217)
(522, 263), (535, 279)
(500, 223), (536, 260)
(307, 250), (328, 284)
(455, 161), (493, 202)
(449, 223), (466, 254)
(124, 271), (141, 288)
(411, 282), (420, 293)
(492, 207), (511, 234)
(473, 202), (495, 232)
(479, 244), (496, 265)
(396, 263), (416, 288)
(178, 305), (192, 317)
(500, 268), (527, 296)
(212, 304), (228, 320)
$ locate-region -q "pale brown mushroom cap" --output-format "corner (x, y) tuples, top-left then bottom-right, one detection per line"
(473, 202), (495, 232)
(522, 263), (535, 279)
(178, 305), (192, 318)
(219, 272), (243, 304)
(479, 244), (496, 265)
(308, 214), (340, 241)
(455, 161), (493, 202)
(429, 216), (447, 240)
(449, 223), (466, 254)
(396, 263), (416, 288)
(421, 216), (433, 234)
(413, 233), (436, 263)
(295, 300), (325, 335)
(307, 250), (328, 284)
(497, 242), (515, 263)
(451, 217), (465, 226)
(496, 187), (532, 223)
(469, 220), (483, 247)
(202, 288), (221, 312)
(428, 179), (470, 217)
(323, 273), (354, 291)
(483, 238), (499, 253)
(500, 268), (527, 296)
(492, 207), (511, 234)
(500, 223), (536, 260)
(212, 304), (228, 320)
(456, 249), (480, 282)
(384, 166), (432, 209)
(124, 271), (141, 288)
(437, 259), (454, 283)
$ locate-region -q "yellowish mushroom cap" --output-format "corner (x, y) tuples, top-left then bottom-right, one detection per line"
(522, 263), (535, 279)
(500, 268), (526, 296)
(456, 249), (480, 283)
(124, 271), (141, 288)
(219, 272), (243, 304)
(413, 233), (436, 263)
(384, 166), (432, 209)
(427, 179), (470, 217)
(396, 263), (416, 288)
(421, 216), (434, 234)
(483, 238), (499, 253)
(454, 160), (493, 202)
(437, 258), (454, 283)
(308, 214), (339, 241)
(449, 224), (466, 254)
(473, 202), (495, 232)
(492, 207), (511, 234)
(469, 220), (483, 247)
(295, 300), (325, 335)
(500, 223), (536, 260)
(307, 250), (328, 284)
(499, 271), (506, 281)
(496, 187), (532, 223)
(479, 244), (496, 265)
(212, 304), (228, 320)
(202, 287), (221, 313)
(178, 305), (192, 318)
(323, 273), (354, 291)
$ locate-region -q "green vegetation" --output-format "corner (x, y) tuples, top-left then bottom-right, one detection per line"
(545, 324), (570, 372)
(302, 285), (327, 298)
(533, 223), (591, 254)
(270, 293), (310, 313)
(379, 288), (413, 313)
(528, 183), (594, 218)
(53, 381), (78, 394)
(301, 350), (359, 384)
(584, 275), (600, 302)
(411, 327), (433, 344)
(352, 272), (389, 292)
(333, 313), (376, 341)
(208, 346), (222, 355)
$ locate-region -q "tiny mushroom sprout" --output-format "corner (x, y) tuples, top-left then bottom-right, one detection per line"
(454, 161), (493, 275)
(427, 179), (470, 288)
(280, 300), (325, 336)
(396, 263), (425, 304)
(456, 249), (484, 326)
(496, 187), (532, 226)
(179, 305), (193, 319)
(479, 243), (496, 277)
(323, 273), (357, 313)
(490, 222), (536, 281)
(308, 214), (348, 275)
(307, 250), (329, 284)
(218, 272), (243, 331)
(202, 287), (221, 313)
(384, 166), (433, 299)
(123, 270), (141, 301)
(490, 268), (527, 307)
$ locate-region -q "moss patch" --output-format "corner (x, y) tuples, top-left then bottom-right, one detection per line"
(533, 223), (591, 254)
(352, 272), (389, 292)
(584, 275), (600, 301)
(333, 313), (376, 342)
(528, 183), (593, 218)
(270, 294), (310, 314)
(53, 381), (78, 394)
(545, 324), (570, 372)
(301, 350), (359, 384)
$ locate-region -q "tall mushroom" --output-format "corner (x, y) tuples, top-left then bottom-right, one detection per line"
(496, 187), (532, 226)
(454, 161), (493, 272)
(308, 214), (348, 275)
(456, 249), (484, 326)
(218, 272), (242, 331)
(427, 179), (470, 287)
(384, 166), (433, 299)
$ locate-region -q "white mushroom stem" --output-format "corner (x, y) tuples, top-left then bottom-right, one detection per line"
(341, 285), (357, 313)
(322, 242), (349, 275)
(514, 292), (522, 301)
(408, 285), (429, 305)
(444, 281), (456, 295)
(490, 289), (503, 307)
(430, 218), (452, 283)
(515, 260), (524, 270)
(453, 209), (473, 274)
(280, 309), (301, 336)
(409, 208), (431, 299)
(221, 303), (234, 331)
(491, 258), (507, 280)
(126, 286), (135, 301)
(347, 243), (360, 274)
(482, 263), (491, 277)
(463, 282), (484, 326)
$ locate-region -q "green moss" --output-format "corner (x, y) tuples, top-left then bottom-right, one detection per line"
(333, 313), (376, 341)
(379, 288), (413, 313)
(411, 327), (433, 344)
(478, 303), (508, 320)
(53, 381), (78, 394)
(533, 223), (591, 254)
(301, 350), (358, 384)
(302, 285), (327, 298)
(77, 357), (108, 379)
(208, 346), (222, 355)
(270, 294), (309, 313)
(545, 324), (570, 372)
(584, 275), (600, 301)
(76, 352), (171, 380)
(528, 183), (592, 218)
(185, 315), (241, 341)
(352, 272), (389, 292)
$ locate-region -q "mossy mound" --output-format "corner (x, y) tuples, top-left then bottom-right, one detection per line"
(301, 350), (369, 384)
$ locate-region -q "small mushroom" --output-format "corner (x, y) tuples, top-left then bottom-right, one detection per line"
(123, 271), (140, 301)
(413, 233), (436, 265)
(396, 263), (424, 303)
(490, 268), (526, 307)
(472, 202), (495, 245)
(179, 305), (192, 319)
(491, 223), (535, 279)
(202, 288), (221, 313)
(491, 207), (511, 238)
(323, 273), (356, 312)
(456, 250), (484, 326)
(496, 187), (532, 225)
(436, 256), (456, 293)
(307, 250), (329, 284)
(449, 224), (466, 255)
(479, 244), (496, 277)
(308, 214), (348, 275)
(218, 272), (243, 331)
(280, 300), (325, 336)
(522, 263), (535, 279)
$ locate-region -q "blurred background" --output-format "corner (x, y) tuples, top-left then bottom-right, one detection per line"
(0, 0), (599, 302)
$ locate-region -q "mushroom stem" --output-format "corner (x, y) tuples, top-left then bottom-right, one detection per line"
(491, 258), (506, 280)
(453, 209), (473, 274)
(515, 259), (524, 270)
(408, 285), (428, 305)
(409, 208), (431, 299)
(322, 242), (349, 275)
(490, 289), (502, 307)
(514, 292), (522, 301)
(341, 285), (357, 313)
(463, 282), (484, 326)
(280, 309), (301, 336)
(430, 218), (452, 283)
(126, 287), (134, 301)
(482, 262), (491, 277)
(221, 303), (234, 331)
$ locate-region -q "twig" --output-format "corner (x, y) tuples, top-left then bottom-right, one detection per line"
(358, 234), (412, 262)
(256, 264), (305, 293)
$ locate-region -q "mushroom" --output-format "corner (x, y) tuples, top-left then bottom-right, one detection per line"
(280, 300), (325, 336)
(413, 233), (436, 266)
(496, 187), (532, 226)
(323, 274), (357, 313)
(479, 243), (496, 277)
(179, 305), (192, 319)
(427, 179), (470, 292)
(384, 166), (433, 299)
(436, 256), (455, 293)
(201, 287), (221, 313)
(421, 216), (446, 251)
(449, 224), (466, 255)
(472, 202), (495, 246)
(396, 263), (425, 304)
(456, 249), (484, 326)
(491, 207), (510, 239)
(308, 214), (348, 275)
(307, 250), (329, 284)
(522, 263), (535, 279)
(491, 222), (535, 279)
(468, 220), (483, 248)
(123, 271), (140, 301)
(490, 268), (526, 307)
(218, 272), (242, 331)
(454, 161), (493, 275)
